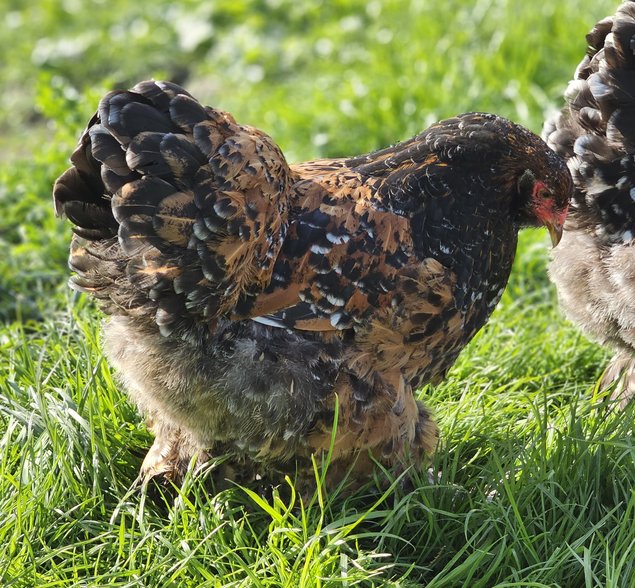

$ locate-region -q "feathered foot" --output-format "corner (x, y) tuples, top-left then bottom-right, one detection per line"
(600, 351), (635, 408)
(139, 419), (208, 483)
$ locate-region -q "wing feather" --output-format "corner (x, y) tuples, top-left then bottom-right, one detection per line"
(238, 161), (415, 331)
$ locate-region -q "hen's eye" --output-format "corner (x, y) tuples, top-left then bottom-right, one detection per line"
(530, 182), (550, 201)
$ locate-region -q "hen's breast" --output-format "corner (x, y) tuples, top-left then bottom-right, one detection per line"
(414, 221), (519, 386)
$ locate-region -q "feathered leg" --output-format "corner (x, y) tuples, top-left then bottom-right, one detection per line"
(305, 371), (439, 490)
(140, 418), (208, 481)
(600, 351), (635, 408)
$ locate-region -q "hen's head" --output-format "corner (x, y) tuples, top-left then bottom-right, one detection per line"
(350, 112), (573, 245)
(430, 113), (572, 246)
(424, 113), (572, 245)
(514, 154), (572, 247)
(490, 115), (572, 247)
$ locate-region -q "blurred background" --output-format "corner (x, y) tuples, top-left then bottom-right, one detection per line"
(1, 0), (618, 158)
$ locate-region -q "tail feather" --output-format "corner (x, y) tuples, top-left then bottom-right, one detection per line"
(543, 3), (635, 241)
(53, 79), (293, 334)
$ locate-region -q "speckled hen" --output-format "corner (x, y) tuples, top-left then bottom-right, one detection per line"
(543, 1), (635, 404)
(54, 80), (571, 488)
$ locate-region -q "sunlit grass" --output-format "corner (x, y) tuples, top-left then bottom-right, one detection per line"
(2, 0), (634, 585)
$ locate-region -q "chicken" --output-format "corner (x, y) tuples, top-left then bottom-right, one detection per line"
(53, 80), (571, 489)
(543, 1), (635, 405)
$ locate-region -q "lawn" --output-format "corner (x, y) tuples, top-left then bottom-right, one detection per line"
(1, 0), (634, 586)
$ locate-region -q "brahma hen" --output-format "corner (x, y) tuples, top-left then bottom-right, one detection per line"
(54, 80), (571, 489)
(543, 1), (635, 405)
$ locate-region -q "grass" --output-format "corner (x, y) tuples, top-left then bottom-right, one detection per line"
(1, 0), (634, 585)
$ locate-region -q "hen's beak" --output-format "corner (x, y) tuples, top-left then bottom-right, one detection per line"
(546, 222), (564, 247)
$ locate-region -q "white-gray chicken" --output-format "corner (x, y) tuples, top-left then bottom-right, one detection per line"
(544, 1), (635, 404)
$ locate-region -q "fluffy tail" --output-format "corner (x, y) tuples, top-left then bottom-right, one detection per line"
(54, 81), (206, 239)
(542, 2), (635, 240)
(53, 80), (293, 333)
